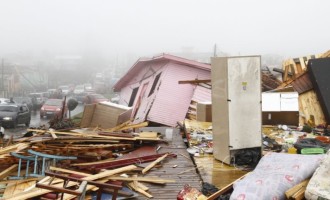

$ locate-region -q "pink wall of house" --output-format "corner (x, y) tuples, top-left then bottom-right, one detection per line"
(118, 60), (167, 107)
(146, 62), (210, 126)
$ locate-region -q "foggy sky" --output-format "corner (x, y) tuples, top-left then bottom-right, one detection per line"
(0, 0), (329, 60)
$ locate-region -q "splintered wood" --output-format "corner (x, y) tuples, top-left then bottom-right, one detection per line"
(0, 116), (204, 199)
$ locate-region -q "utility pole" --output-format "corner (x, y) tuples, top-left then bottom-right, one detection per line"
(213, 44), (217, 57)
(1, 59), (4, 95)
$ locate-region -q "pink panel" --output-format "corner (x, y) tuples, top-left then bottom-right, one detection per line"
(147, 62), (211, 126)
(191, 85), (211, 103)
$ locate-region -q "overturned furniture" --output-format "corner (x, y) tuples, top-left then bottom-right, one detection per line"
(10, 149), (77, 179)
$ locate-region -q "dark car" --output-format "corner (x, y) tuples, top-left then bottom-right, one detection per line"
(13, 97), (33, 111)
(0, 104), (31, 128)
(84, 93), (109, 104)
(40, 99), (67, 118)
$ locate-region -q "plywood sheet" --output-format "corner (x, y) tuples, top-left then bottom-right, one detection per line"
(90, 103), (130, 129)
(299, 90), (326, 126)
(196, 102), (212, 122)
(80, 104), (96, 127)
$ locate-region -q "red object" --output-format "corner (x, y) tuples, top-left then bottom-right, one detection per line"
(177, 184), (203, 200)
(315, 136), (330, 144)
(40, 99), (67, 118)
(84, 93), (108, 104)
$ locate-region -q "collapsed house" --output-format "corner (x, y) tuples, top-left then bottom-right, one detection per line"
(113, 53), (211, 127)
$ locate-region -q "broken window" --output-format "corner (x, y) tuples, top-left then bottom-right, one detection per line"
(128, 87), (139, 107)
(148, 72), (161, 97)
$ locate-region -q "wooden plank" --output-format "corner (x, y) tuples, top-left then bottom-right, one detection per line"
(299, 90), (326, 126)
(139, 132), (158, 138)
(0, 164), (18, 180)
(285, 179), (309, 199)
(206, 173), (249, 200)
(80, 104), (96, 127)
(50, 132), (58, 139)
(108, 176), (176, 184)
(3, 180), (36, 198)
(0, 143), (30, 155)
(142, 153), (168, 174)
(128, 182), (153, 198)
(178, 79), (211, 84)
(0, 177), (40, 185)
(105, 120), (131, 132)
(6, 165), (137, 200)
(49, 166), (91, 176)
(118, 121), (149, 131)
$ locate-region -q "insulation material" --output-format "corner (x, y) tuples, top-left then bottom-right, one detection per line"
(230, 153), (324, 200)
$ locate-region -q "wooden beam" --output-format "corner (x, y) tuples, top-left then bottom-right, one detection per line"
(179, 79), (211, 84)
(0, 164), (18, 180)
(142, 153), (168, 174)
(285, 179), (310, 199)
(118, 121), (149, 131)
(49, 166), (91, 176)
(128, 182), (153, 198)
(206, 173), (249, 200)
(108, 176), (175, 184)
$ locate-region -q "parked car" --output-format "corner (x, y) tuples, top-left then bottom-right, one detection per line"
(84, 94), (109, 104)
(73, 91), (89, 103)
(84, 83), (93, 91)
(0, 104), (31, 128)
(58, 85), (70, 96)
(40, 99), (67, 118)
(73, 85), (85, 95)
(12, 97), (33, 111)
(0, 98), (10, 104)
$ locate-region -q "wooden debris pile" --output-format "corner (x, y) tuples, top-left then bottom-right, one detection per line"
(0, 118), (182, 199)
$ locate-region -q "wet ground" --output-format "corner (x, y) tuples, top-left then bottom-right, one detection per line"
(4, 103), (84, 138)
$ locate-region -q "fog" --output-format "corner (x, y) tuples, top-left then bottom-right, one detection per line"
(0, 0), (330, 87)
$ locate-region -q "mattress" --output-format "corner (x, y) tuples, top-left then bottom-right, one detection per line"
(230, 152), (324, 200)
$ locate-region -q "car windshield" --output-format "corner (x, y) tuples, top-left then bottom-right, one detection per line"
(45, 99), (63, 106)
(0, 105), (18, 112)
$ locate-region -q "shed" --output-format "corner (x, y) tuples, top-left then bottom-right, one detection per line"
(113, 53), (211, 127)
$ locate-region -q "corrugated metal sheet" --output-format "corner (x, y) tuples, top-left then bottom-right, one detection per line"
(147, 62), (211, 126)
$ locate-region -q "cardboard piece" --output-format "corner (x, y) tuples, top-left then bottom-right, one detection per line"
(196, 102), (212, 122)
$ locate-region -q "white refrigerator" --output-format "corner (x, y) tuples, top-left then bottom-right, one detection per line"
(211, 56), (262, 165)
